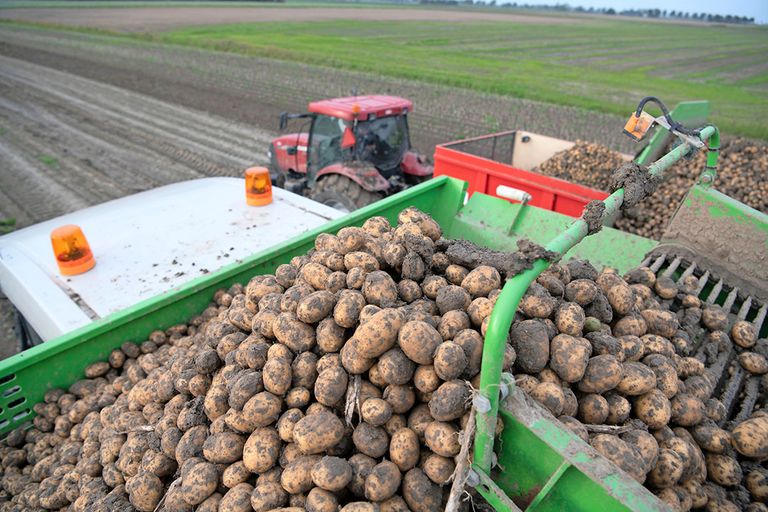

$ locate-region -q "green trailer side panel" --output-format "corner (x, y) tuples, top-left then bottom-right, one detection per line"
(449, 193), (657, 273)
(0, 177), (467, 433)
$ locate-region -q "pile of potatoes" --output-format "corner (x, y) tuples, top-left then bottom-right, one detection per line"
(1, 207), (766, 512)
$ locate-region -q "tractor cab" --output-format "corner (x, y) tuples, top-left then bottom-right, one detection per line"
(269, 95), (432, 212)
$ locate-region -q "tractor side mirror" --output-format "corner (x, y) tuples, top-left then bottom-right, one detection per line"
(286, 146), (298, 156)
(341, 127), (356, 149)
(279, 112), (288, 131)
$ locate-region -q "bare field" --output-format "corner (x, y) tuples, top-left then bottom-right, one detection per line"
(0, 6), (579, 31)
(0, 54), (272, 228)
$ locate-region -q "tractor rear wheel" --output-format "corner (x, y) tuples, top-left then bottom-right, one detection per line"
(310, 175), (381, 213)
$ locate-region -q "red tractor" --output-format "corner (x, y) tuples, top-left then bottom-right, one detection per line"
(268, 95), (433, 211)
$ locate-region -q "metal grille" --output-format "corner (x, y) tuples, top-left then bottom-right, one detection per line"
(443, 131), (517, 165)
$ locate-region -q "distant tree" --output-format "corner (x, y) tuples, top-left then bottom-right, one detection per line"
(606, 7), (615, 15)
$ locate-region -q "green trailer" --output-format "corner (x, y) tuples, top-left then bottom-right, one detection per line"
(1, 115), (766, 511)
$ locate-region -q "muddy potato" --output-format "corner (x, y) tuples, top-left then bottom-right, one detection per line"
(180, 461), (219, 506)
(677, 357), (705, 378)
(126, 471), (164, 511)
(701, 306), (729, 331)
(635, 389), (672, 429)
(398, 279), (423, 303)
(272, 313), (315, 353)
(732, 320), (758, 348)
(555, 302), (586, 336)
(565, 279), (599, 306)
(602, 278), (635, 316)
(429, 380), (470, 422)
(315, 318), (345, 354)
(281, 455), (320, 495)
(746, 469), (768, 502)
(690, 423), (731, 454)
(389, 428), (420, 472)
(355, 308), (404, 359)
(363, 271), (399, 307)
(379, 348), (416, 385)
(510, 320), (550, 374)
(310, 456), (353, 492)
(437, 310), (470, 341)
(641, 309), (679, 339)
(314, 367), (349, 407)
(622, 429), (659, 472)
(529, 382), (565, 417)
(740, 352), (768, 375)
(365, 460), (402, 502)
(605, 392), (631, 424)
(670, 394), (705, 427)
(549, 334), (591, 383)
(293, 411), (345, 455)
(384, 384), (416, 415)
(616, 362), (656, 396)
(361, 398), (393, 427)
(643, 354), (679, 399)
(619, 335), (645, 362)
(202, 432), (244, 464)
(577, 355), (623, 394)
(296, 291), (336, 324)
(520, 293), (556, 319)
(263, 358), (292, 396)
(402, 468), (443, 512)
(341, 339), (376, 375)
(432, 341), (467, 381)
(250, 483), (288, 512)
(243, 427), (280, 473)
(353, 423), (390, 459)
(398, 321), (442, 365)
(731, 416), (768, 459)
(460, 265), (501, 298)
(423, 421), (460, 458)
(436, 285), (471, 315)
(590, 434), (646, 483)
(706, 454), (742, 487)
(647, 448), (684, 488)
(468, 297), (494, 327)
(444, 264), (469, 285)
(577, 393), (608, 424)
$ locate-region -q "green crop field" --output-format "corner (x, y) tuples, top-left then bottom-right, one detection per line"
(150, 18), (768, 140)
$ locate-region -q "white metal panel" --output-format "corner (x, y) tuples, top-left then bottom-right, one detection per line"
(0, 178), (343, 340)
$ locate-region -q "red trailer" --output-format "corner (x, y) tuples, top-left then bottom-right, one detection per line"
(434, 130), (620, 217)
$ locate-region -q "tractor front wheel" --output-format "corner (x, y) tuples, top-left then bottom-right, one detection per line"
(310, 175), (381, 213)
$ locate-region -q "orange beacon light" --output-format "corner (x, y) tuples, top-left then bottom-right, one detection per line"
(245, 167), (273, 206)
(50, 225), (96, 276)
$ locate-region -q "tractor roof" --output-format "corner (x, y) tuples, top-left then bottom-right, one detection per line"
(308, 95), (413, 121)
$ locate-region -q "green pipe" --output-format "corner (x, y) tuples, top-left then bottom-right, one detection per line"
(700, 126), (721, 187)
(473, 126), (717, 475)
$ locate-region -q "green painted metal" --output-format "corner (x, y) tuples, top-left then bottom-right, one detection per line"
(635, 100), (710, 166)
(473, 126), (718, 511)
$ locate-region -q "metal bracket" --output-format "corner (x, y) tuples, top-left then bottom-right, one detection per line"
(653, 115), (705, 150)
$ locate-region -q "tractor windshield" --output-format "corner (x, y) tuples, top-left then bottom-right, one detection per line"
(355, 115), (409, 174)
(308, 114), (347, 173)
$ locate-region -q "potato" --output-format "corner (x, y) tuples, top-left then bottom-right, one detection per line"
(429, 380), (469, 422)
(445, 264), (469, 285)
(732, 320), (758, 348)
(341, 339), (376, 375)
(314, 367), (349, 407)
(362, 271), (399, 307)
(429, 341), (466, 381)
(310, 456), (353, 492)
(422, 421), (460, 458)
(340, 503), (380, 512)
(180, 461), (219, 505)
(670, 394), (705, 427)
(549, 334), (591, 383)
(347, 453), (377, 498)
(564, 279), (599, 306)
(272, 313), (315, 353)
(377, 348), (416, 386)
(740, 352), (768, 375)
(241, 391), (282, 430)
(437, 310), (470, 340)
(577, 355), (623, 393)
(126, 471), (163, 511)
(706, 454), (742, 487)
(350, 422), (389, 459)
(243, 427), (280, 473)
(746, 469), (768, 501)
(263, 358), (292, 396)
(689, 423), (730, 454)
(468, 297), (494, 327)
(510, 320), (550, 374)
(461, 266), (501, 298)
(354, 308), (404, 358)
(398, 321), (442, 365)
(295, 291), (336, 325)
(731, 416), (768, 459)
(293, 411), (345, 455)
(701, 306), (728, 331)
(613, 313), (647, 337)
(605, 392), (631, 425)
(615, 362), (656, 395)
(647, 448), (684, 488)
(281, 455), (320, 494)
(389, 428), (420, 472)
(640, 309), (679, 339)
(202, 432), (244, 464)
(529, 382), (565, 417)
(250, 483), (288, 512)
(621, 429), (659, 472)
(402, 468), (443, 512)
(361, 398), (393, 427)
(365, 460), (402, 502)
(634, 389), (672, 429)
(384, 384), (416, 414)
(555, 302), (586, 336)
(602, 278), (635, 316)
(590, 434), (646, 483)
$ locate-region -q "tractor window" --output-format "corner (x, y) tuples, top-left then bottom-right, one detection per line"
(309, 115), (347, 172)
(355, 115), (409, 173)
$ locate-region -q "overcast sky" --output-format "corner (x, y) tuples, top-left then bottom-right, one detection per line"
(506, 0), (768, 23)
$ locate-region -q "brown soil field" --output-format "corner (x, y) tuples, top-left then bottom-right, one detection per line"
(0, 6), (579, 31)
